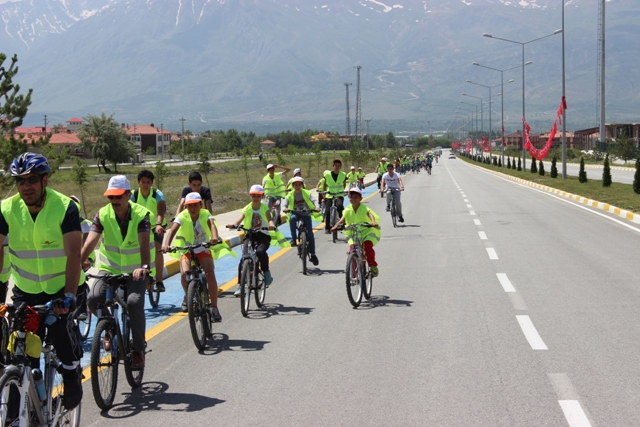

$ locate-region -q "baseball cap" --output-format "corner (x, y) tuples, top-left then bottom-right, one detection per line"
(357, 167), (362, 170)
(104, 175), (130, 196)
(382, 157), (388, 161)
(348, 187), (362, 196)
(350, 166), (355, 170)
(69, 195), (80, 204)
(293, 168), (301, 175)
(292, 176), (304, 183)
(249, 184), (265, 195)
(184, 192), (202, 205)
(266, 164), (274, 170)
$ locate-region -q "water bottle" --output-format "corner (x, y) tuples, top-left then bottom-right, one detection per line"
(32, 369), (46, 401)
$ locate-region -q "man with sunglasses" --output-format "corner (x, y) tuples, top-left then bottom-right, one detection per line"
(81, 175), (154, 369)
(0, 152), (84, 410)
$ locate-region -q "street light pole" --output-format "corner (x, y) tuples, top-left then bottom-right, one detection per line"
(179, 117), (186, 159)
(483, 29), (562, 170)
(561, 0), (567, 179)
(467, 80), (503, 163)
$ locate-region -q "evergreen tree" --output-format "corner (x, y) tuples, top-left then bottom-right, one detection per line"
(492, 156), (497, 166)
(550, 156), (558, 178)
(517, 157), (522, 171)
(578, 157), (588, 183)
(498, 158), (502, 167)
(531, 157), (538, 173)
(634, 157), (640, 194)
(602, 153), (612, 187)
(507, 158), (511, 169)
(538, 159), (545, 176)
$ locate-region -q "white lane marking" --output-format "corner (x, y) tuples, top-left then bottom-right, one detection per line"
(473, 219), (481, 226)
(478, 231), (487, 240)
(559, 401), (592, 427)
(461, 194), (466, 197)
(464, 199), (469, 202)
(470, 210), (476, 216)
(516, 315), (548, 350)
(496, 273), (515, 292)
(466, 204), (473, 208)
(508, 293), (528, 311)
(486, 248), (498, 259)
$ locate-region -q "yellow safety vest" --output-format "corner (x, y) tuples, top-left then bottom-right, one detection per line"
(346, 172), (358, 184)
(97, 203), (155, 275)
(263, 173), (286, 198)
(377, 162), (388, 176)
(132, 188), (167, 227)
(343, 204), (381, 246)
(284, 190), (322, 222)
(1, 188), (78, 294)
(0, 245), (10, 283)
(171, 209), (236, 260)
(241, 203), (290, 247)
(323, 171), (347, 199)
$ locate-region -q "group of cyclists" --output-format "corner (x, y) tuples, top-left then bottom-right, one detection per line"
(0, 149), (437, 416)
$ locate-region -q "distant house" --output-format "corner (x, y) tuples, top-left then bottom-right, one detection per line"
(260, 139), (276, 150)
(574, 123), (640, 151)
(124, 123), (171, 154)
(13, 126), (51, 135)
(66, 117), (85, 133)
(504, 130), (540, 150)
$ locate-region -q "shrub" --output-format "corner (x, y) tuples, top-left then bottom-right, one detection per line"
(634, 157), (640, 194)
(602, 153), (612, 187)
(550, 156), (558, 178)
(578, 157), (588, 183)
(531, 158), (538, 173)
(517, 157), (522, 171)
(538, 160), (545, 176)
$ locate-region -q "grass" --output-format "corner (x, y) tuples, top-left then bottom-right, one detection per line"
(459, 155), (640, 213)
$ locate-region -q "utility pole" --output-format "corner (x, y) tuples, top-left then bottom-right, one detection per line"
(43, 114), (48, 134)
(365, 119), (372, 150)
(160, 123), (164, 160)
(354, 65), (362, 141)
(179, 117), (186, 159)
(344, 82), (352, 137)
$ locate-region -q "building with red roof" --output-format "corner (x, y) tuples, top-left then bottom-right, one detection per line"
(66, 117), (85, 132)
(123, 123), (171, 154)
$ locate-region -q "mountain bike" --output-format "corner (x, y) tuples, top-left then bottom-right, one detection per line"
(86, 273), (147, 410)
(0, 303), (81, 426)
(385, 188), (401, 228)
(163, 242), (218, 350)
(265, 195), (282, 226)
(73, 283), (92, 341)
(320, 191), (346, 243)
(231, 226), (269, 317)
(344, 224), (377, 307)
(147, 280), (161, 308)
(288, 208), (314, 275)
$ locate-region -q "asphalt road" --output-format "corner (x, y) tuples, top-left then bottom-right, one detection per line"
(80, 154), (640, 426)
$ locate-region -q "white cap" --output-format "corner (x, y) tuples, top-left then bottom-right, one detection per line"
(293, 168), (301, 174)
(383, 157), (388, 161)
(249, 184), (265, 194)
(266, 164), (274, 170)
(348, 187), (362, 195)
(350, 166), (355, 170)
(184, 192), (202, 205)
(104, 175), (130, 196)
(292, 176), (304, 183)
(357, 166), (362, 170)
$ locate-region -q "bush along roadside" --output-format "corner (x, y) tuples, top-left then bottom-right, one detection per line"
(579, 157), (588, 183)
(603, 153), (612, 187)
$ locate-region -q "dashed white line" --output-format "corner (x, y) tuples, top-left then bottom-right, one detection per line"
(516, 315), (548, 350)
(549, 374), (593, 427)
(486, 248), (498, 259)
(466, 204), (473, 208)
(496, 273), (515, 292)
(464, 199), (469, 202)
(559, 401), (592, 427)
(473, 219), (481, 226)
(478, 231), (487, 240)
(469, 210), (477, 216)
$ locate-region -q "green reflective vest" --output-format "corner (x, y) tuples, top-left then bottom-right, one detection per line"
(132, 188), (167, 227)
(0, 245), (9, 283)
(343, 204), (381, 246)
(284, 190), (322, 222)
(171, 209), (236, 260)
(241, 203), (290, 247)
(346, 172), (358, 184)
(263, 173), (286, 198)
(377, 162), (389, 176)
(97, 203), (155, 275)
(323, 171), (347, 199)
(1, 188), (78, 294)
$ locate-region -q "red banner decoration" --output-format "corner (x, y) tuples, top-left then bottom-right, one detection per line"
(466, 141), (472, 153)
(523, 97), (567, 160)
(501, 125), (506, 147)
(481, 136), (491, 152)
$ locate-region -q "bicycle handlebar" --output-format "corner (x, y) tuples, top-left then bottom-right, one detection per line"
(163, 241), (220, 253)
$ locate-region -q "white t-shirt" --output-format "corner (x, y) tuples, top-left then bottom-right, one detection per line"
(174, 214), (214, 253)
(382, 172), (401, 190)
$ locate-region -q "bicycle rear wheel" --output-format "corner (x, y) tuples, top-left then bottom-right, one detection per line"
(187, 279), (208, 350)
(363, 263), (374, 300)
(0, 366), (35, 426)
(147, 284), (160, 308)
(300, 231), (308, 275)
(76, 311), (92, 341)
(391, 203), (397, 228)
(49, 364), (81, 426)
(331, 208), (338, 243)
(345, 253), (363, 307)
(240, 259), (252, 317)
(90, 319), (119, 410)
(123, 313), (144, 389)
(254, 269), (266, 308)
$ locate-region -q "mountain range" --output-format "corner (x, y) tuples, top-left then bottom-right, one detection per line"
(1, 0), (638, 136)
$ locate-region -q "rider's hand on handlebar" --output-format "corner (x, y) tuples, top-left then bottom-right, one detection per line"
(161, 244), (170, 253)
(226, 224), (235, 229)
(209, 237), (219, 245)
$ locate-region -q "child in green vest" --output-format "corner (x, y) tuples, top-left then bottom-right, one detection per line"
(163, 192), (222, 321)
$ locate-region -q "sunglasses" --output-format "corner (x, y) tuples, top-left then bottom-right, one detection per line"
(16, 176), (41, 186)
(107, 195), (124, 200)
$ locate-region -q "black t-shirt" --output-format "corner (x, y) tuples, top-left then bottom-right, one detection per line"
(0, 200), (81, 236)
(180, 186), (212, 203)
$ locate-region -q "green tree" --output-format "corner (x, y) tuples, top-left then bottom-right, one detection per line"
(507, 158), (511, 169)
(154, 160), (168, 191)
(602, 153), (612, 187)
(198, 152), (212, 188)
(550, 156), (558, 178)
(385, 132), (397, 148)
(71, 157), (89, 217)
(538, 159), (545, 176)
(612, 132), (637, 165)
(79, 113), (136, 173)
(633, 157), (640, 194)
(578, 157), (588, 183)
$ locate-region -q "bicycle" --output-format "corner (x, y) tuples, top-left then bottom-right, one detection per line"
(163, 242), (218, 350)
(287, 208), (314, 275)
(230, 226), (269, 317)
(86, 273), (147, 410)
(385, 188), (401, 228)
(146, 280), (161, 309)
(0, 303), (81, 426)
(320, 191), (347, 243)
(343, 224), (377, 307)
(73, 284), (92, 341)
(265, 195), (282, 226)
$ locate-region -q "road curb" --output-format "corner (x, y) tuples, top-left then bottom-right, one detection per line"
(461, 160), (640, 225)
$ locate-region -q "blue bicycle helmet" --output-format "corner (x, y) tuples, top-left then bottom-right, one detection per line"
(9, 152), (50, 177)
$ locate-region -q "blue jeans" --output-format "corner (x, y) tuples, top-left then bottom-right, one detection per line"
(290, 213), (316, 255)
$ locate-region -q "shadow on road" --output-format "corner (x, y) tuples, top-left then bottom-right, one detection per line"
(242, 303), (314, 320)
(103, 381), (224, 418)
(306, 268), (344, 277)
(144, 304), (181, 319)
(359, 295), (413, 309)
(197, 333), (271, 355)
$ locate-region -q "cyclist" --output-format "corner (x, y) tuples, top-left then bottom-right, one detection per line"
(330, 187), (381, 277)
(0, 237), (8, 303)
(375, 157), (389, 192)
(163, 192), (230, 320)
(70, 195), (92, 319)
(262, 163), (290, 226)
(285, 168), (305, 193)
(82, 175), (153, 369)
(426, 155), (433, 174)
(227, 185), (289, 296)
(131, 169), (167, 292)
(322, 159), (347, 234)
(381, 163), (405, 223)
(346, 166), (359, 189)
(315, 170), (329, 210)
(282, 177), (320, 266)
(356, 167), (365, 189)
(177, 171), (213, 215)
(0, 152), (83, 409)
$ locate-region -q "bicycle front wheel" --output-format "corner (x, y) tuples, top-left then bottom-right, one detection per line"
(240, 259), (252, 317)
(187, 279), (208, 350)
(123, 314), (144, 389)
(49, 364), (81, 427)
(331, 208), (338, 243)
(90, 319), (119, 410)
(148, 284), (160, 308)
(300, 231), (308, 275)
(254, 269), (266, 308)
(0, 366), (36, 426)
(345, 253), (363, 307)
(391, 203), (397, 228)
(363, 263), (374, 300)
